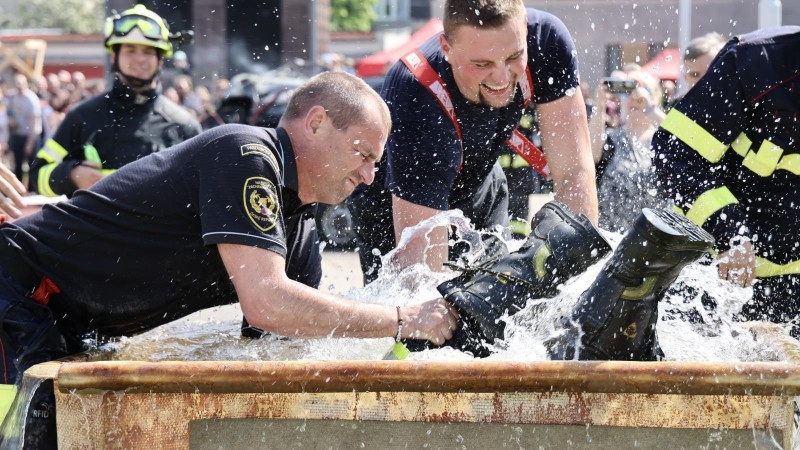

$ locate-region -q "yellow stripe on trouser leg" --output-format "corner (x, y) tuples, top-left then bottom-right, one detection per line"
(756, 257), (800, 278)
(685, 186), (739, 228)
(0, 384), (18, 425)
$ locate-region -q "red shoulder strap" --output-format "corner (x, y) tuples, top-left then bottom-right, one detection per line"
(401, 49), (549, 177)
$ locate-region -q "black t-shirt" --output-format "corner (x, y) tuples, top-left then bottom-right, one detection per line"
(378, 8), (579, 211)
(2, 124), (321, 336)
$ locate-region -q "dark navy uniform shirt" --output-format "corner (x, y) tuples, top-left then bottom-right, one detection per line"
(653, 27), (800, 266)
(2, 124), (321, 337)
(376, 8), (579, 211)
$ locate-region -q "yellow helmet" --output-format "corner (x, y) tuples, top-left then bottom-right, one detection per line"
(104, 4), (172, 57)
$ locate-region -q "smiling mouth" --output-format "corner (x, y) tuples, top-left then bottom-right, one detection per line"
(480, 82), (512, 93)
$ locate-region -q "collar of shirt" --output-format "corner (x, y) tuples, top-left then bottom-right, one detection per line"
(276, 126), (312, 214)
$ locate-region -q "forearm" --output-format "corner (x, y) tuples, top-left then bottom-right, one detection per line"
(539, 93), (599, 223)
(243, 277), (398, 339)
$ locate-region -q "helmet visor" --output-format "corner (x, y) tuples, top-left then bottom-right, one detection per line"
(112, 15), (164, 41)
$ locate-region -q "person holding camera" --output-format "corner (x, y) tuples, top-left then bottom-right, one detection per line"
(28, 4), (201, 198)
(590, 70), (667, 232)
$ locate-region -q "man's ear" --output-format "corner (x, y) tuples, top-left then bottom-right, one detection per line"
(439, 34), (451, 60)
(304, 105), (327, 137)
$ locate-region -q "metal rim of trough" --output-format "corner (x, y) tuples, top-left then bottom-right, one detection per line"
(56, 360), (800, 396)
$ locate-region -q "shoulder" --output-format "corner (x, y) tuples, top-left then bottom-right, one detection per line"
(735, 26), (800, 47)
(526, 8), (573, 42)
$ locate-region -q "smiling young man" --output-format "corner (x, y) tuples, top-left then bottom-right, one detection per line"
(348, 0), (598, 283)
(28, 4), (200, 198)
(0, 71), (458, 447)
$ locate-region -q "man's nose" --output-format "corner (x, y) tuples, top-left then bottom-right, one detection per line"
(359, 162), (376, 185)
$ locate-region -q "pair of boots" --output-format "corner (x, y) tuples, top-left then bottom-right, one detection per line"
(398, 202), (714, 361)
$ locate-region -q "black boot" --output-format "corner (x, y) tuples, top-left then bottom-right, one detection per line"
(401, 201), (612, 357)
(547, 208), (715, 361)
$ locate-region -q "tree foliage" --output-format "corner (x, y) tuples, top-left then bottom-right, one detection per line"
(16, 0), (105, 35)
(330, 0), (377, 32)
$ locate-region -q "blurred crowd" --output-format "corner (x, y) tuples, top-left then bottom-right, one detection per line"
(0, 66), (233, 185)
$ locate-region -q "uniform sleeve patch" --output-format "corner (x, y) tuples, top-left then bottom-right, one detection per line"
(243, 177), (280, 232)
(241, 143), (280, 175)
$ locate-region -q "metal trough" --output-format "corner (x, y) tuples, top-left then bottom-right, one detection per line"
(9, 325), (800, 449)
(21, 360), (797, 448)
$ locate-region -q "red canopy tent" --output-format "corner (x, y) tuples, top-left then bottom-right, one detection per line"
(356, 18), (443, 78)
(642, 48), (681, 81)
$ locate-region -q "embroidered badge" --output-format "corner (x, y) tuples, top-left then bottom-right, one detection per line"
(243, 177), (280, 232)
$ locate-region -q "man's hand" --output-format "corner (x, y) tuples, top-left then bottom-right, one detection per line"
(0, 163), (27, 218)
(718, 240), (756, 287)
(70, 161), (104, 190)
(399, 298), (459, 346)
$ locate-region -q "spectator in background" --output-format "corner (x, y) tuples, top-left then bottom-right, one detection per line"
(214, 78), (231, 105)
(172, 74), (204, 117)
(591, 70), (667, 232)
(661, 33), (727, 110)
(6, 73), (42, 182)
(172, 50), (191, 75)
(70, 71), (89, 103)
(660, 79), (677, 108)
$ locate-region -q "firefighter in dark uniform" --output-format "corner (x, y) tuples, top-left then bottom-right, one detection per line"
(348, 0), (598, 284)
(29, 4), (201, 198)
(653, 27), (800, 336)
(0, 72), (457, 448)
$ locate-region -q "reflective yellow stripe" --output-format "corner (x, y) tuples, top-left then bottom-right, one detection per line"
(730, 132), (751, 157)
(37, 163), (58, 197)
(35, 138), (69, 164)
(776, 154), (800, 175)
(384, 342), (411, 360)
(0, 384), (17, 426)
(510, 219), (531, 237)
(101, 168), (117, 177)
(756, 257), (800, 278)
(84, 144), (102, 167)
(621, 276), (658, 300)
(533, 244), (550, 279)
(743, 139), (784, 177)
(511, 154), (531, 168)
(660, 109), (729, 163)
(685, 186), (739, 227)
(498, 154), (512, 168)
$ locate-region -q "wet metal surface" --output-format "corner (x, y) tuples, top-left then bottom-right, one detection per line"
(51, 360), (798, 449)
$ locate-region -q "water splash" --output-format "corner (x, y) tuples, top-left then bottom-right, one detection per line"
(103, 218), (780, 364)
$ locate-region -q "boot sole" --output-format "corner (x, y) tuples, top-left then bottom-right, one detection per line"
(537, 201), (611, 252)
(637, 209), (715, 252)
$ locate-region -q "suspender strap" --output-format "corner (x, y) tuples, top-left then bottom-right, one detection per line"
(401, 49), (549, 177)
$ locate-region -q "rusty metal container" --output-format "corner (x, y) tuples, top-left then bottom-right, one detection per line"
(6, 324), (797, 449)
(13, 358), (789, 449)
